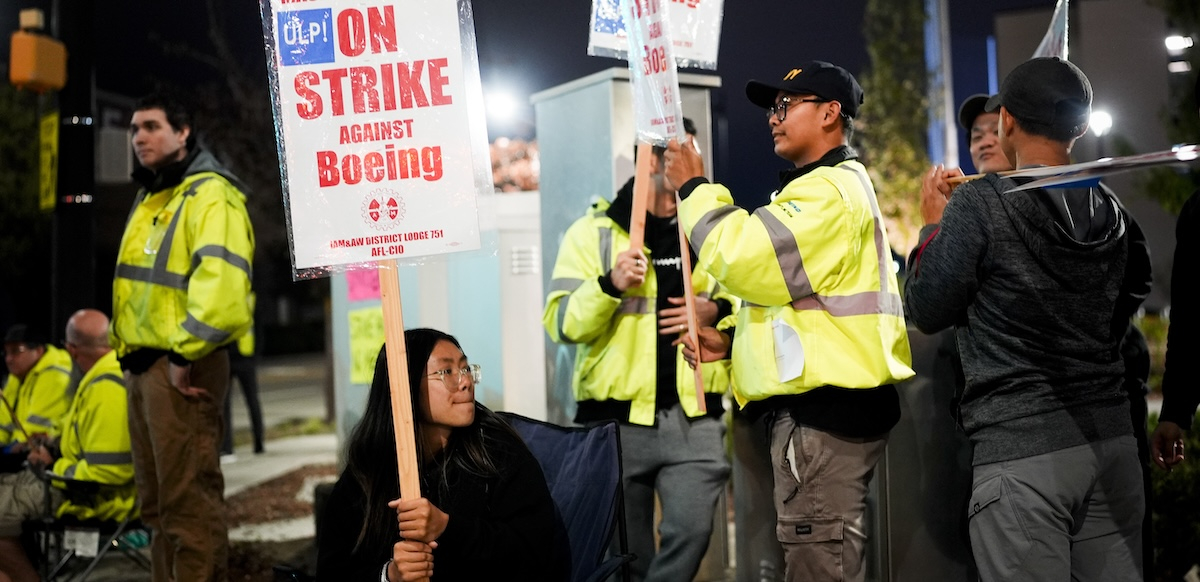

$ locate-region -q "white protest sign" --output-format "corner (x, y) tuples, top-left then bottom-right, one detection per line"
(589, 0), (724, 71)
(261, 0), (488, 276)
(620, 0), (686, 145)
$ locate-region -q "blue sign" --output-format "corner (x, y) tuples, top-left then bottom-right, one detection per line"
(278, 9), (335, 67)
(593, 0), (625, 35)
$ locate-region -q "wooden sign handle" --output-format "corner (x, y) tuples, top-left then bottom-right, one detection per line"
(628, 143), (654, 252)
(676, 195), (706, 412)
(377, 260), (422, 501)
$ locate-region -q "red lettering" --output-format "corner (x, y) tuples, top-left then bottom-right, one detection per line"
(317, 151), (339, 186)
(342, 154), (363, 184)
(350, 66), (380, 113)
(380, 63), (397, 110)
(337, 9), (366, 57)
(294, 62), (453, 119)
(367, 6), (398, 53)
(396, 61), (429, 109)
(364, 152), (385, 182)
(294, 72), (322, 119)
(427, 58), (452, 106)
(320, 68), (349, 116)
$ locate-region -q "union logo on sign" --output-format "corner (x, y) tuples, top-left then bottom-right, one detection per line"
(361, 189), (406, 231)
(278, 9), (335, 66)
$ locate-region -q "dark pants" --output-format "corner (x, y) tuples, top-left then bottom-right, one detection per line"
(222, 350), (264, 454)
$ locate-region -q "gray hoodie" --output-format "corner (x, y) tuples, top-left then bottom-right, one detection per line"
(904, 174), (1152, 465)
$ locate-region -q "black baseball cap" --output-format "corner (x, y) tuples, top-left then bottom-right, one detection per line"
(746, 61), (864, 118)
(958, 94), (995, 130)
(3, 324), (48, 345)
(985, 57), (1091, 132)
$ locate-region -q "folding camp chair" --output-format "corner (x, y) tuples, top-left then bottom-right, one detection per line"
(23, 472), (150, 581)
(497, 412), (634, 582)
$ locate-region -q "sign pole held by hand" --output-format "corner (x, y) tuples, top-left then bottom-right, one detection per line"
(377, 260), (422, 500)
(675, 192), (706, 412)
(628, 143), (654, 252)
(620, 0), (705, 408)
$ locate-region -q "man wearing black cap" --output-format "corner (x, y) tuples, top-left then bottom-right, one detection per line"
(920, 94), (1013, 226)
(664, 61), (914, 582)
(904, 57), (1152, 580)
(1, 324), (74, 452)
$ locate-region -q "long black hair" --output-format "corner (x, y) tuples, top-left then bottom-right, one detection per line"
(345, 328), (519, 556)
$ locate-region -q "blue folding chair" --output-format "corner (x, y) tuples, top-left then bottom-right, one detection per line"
(498, 412), (634, 582)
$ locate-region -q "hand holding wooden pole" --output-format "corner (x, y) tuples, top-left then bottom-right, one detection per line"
(676, 196), (706, 412)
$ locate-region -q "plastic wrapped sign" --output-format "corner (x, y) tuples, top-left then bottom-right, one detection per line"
(589, 0), (723, 71)
(622, 0), (685, 146)
(259, 0), (492, 278)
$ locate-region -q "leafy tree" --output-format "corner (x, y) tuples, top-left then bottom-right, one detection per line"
(855, 0), (930, 253)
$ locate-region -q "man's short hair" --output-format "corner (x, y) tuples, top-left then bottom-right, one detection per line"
(135, 91), (197, 149)
(985, 57), (1091, 143)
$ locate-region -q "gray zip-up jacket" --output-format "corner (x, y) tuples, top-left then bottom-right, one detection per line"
(904, 174), (1152, 465)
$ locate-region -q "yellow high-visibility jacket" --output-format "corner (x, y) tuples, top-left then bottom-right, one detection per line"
(52, 350), (137, 521)
(677, 156), (914, 406)
(543, 200), (737, 426)
(0, 345), (74, 444)
(111, 150), (254, 362)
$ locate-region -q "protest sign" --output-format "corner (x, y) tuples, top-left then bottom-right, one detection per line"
(261, 0), (492, 515)
(589, 0), (724, 70)
(620, 0), (706, 410)
(261, 0), (491, 278)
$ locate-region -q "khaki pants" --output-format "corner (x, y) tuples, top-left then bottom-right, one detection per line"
(126, 351), (229, 582)
(770, 411), (887, 582)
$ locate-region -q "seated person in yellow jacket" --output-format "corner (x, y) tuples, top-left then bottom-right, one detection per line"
(1, 323), (75, 453)
(0, 310), (136, 582)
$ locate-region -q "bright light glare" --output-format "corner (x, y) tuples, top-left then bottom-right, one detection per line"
(1168, 61), (1192, 74)
(486, 91), (517, 123)
(1089, 111), (1113, 137)
(1165, 35), (1194, 52)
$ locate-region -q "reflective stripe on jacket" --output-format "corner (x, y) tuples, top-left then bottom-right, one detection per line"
(53, 350), (137, 521)
(111, 168), (254, 361)
(543, 200), (737, 426)
(678, 159), (914, 406)
(0, 345), (74, 443)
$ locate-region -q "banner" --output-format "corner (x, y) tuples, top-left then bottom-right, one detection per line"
(589, 0), (724, 71)
(1033, 0), (1069, 60)
(621, 0), (686, 145)
(260, 0), (492, 278)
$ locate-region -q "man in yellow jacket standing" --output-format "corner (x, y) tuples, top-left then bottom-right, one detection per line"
(544, 119), (735, 582)
(112, 93), (253, 582)
(664, 61), (914, 582)
(1, 324), (74, 449)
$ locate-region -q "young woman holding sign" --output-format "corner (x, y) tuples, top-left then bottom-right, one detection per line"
(316, 329), (567, 581)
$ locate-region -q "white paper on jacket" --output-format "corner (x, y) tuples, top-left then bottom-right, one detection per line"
(772, 318), (805, 383)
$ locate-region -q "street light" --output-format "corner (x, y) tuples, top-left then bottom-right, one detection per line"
(485, 90), (518, 125)
(1165, 35), (1194, 53)
(1090, 111), (1113, 137)
(1090, 110), (1113, 158)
